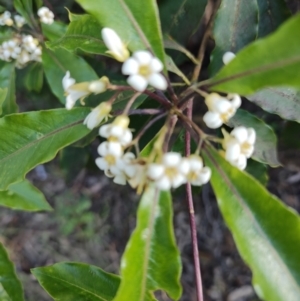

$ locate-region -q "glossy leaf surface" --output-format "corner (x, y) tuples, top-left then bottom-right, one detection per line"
(0, 88), (7, 116)
(113, 186), (182, 301)
(208, 15), (300, 94)
(42, 48), (98, 104)
(24, 63), (44, 93)
(247, 87), (300, 122)
(159, 0), (207, 46)
(0, 62), (17, 116)
(210, 0), (258, 75)
(32, 262), (120, 301)
(203, 145), (300, 301)
(76, 0), (165, 63)
(257, 0), (291, 37)
(0, 242), (24, 301)
(228, 109), (280, 166)
(0, 180), (52, 211)
(0, 108), (90, 190)
(48, 14), (106, 55)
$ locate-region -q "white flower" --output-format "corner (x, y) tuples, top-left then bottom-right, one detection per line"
(0, 11), (13, 26)
(30, 46), (42, 62)
(22, 35), (39, 52)
(147, 152), (188, 190)
(222, 51), (236, 65)
(122, 50), (167, 92)
(14, 15), (26, 27)
(16, 49), (30, 66)
(1, 40), (21, 60)
(95, 141), (123, 172)
(203, 93), (241, 129)
(83, 102), (112, 130)
(37, 6), (54, 25)
(62, 72), (109, 110)
(182, 155), (211, 186)
(101, 28), (129, 62)
(222, 127), (256, 170)
(99, 115), (132, 146)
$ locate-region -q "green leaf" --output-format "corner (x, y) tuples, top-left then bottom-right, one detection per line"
(159, 0), (207, 46)
(113, 186), (182, 301)
(24, 63), (44, 93)
(0, 242), (24, 301)
(245, 159), (268, 186)
(48, 14), (106, 55)
(210, 0), (258, 75)
(247, 87), (300, 122)
(0, 179), (52, 211)
(165, 55), (190, 85)
(76, 0), (165, 63)
(0, 88), (7, 115)
(32, 262), (120, 301)
(207, 15), (300, 95)
(257, 0), (291, 38)
(0, 61), (17, 117)
(227, 109), (279, 166)
(42, 48), (98, 104)
(0, 108), (91, 191)
(164, 36), (199, 64)
(203, 145), (300, 301)
(42, 21), (67, 42)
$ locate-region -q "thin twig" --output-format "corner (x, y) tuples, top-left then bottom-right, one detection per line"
(163, 115), (178, 152)
(185, 99), (204, 301)
(123, 92), (141, 115)
(191, 0), (222, 82)
(113, 108), (163, 116)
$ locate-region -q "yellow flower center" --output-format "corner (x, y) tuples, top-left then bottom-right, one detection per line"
(165, 167), (178, 179)
(139, 65), (151, 77)
(105, 155), (116, 165)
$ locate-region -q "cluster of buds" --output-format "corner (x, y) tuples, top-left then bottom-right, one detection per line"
(0, 34), (42, 68)
(37, 6), (54, 25)
(222, 126), (256, 170)
(203, 93), (241, 129)
(0, 11), (25, 27)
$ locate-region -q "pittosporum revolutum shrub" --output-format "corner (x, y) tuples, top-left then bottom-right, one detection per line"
(0, 0), (300, 300)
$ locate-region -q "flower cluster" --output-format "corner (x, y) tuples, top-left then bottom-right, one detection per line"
(0, 34), (42, 68)
(0, 11), (25, 27)
(203, 93), (241, 129)
(101, 28), (167, 92)
(222, 126), (256, 170)
(148, 153), (211, 190)
(37, 6), (54, 25)
(62, 71), (110, 110)
(95, 115), (146, 187)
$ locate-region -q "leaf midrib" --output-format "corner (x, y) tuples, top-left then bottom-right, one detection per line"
(34, 271), (109, 301)
(0, 119), (83, 165)
(205, 54), (300, 89)
(204, 147), (300, 293)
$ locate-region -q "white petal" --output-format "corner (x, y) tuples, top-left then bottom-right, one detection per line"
(179, 158), (190, 175)
(163, 152), (182, 167)
(236, 155), (247, 170)
(172, 174), (186, 188)
(247, 128), (256, 145)
(244, 145), (254, 158)
(225, 142), (241, 162)
(147, 164), (164, 180)
(188, 155), (203, 171)
(95, 157), (108, 170)
(113, 174), (127, 185)
(62, 71), (75, 90)
(133, 50), (152, 65)
(107, 141), (123, 157)
(198, 167), (211, 185)
(97, 142), (109, 156)
(203, 111), (223, 129)
(124, 164), (137, 178)
(222, 52), (236, 65)
(215, 99), (232, 114)
(149, 57), (163, 72)
(122, 58), (139, 75)
(231, 126), (248, 143)
(155, 175), (171, 191)
(119, 129), (133, 145)
(127, 75), (148, 92)
(229, 94), (241, 109)
(110, 125), (124, 138)
(148, 73), (168, 90)
(99, 124), (111, 138)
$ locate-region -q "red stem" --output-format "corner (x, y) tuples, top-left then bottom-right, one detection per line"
(185, 98), (204, 301)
